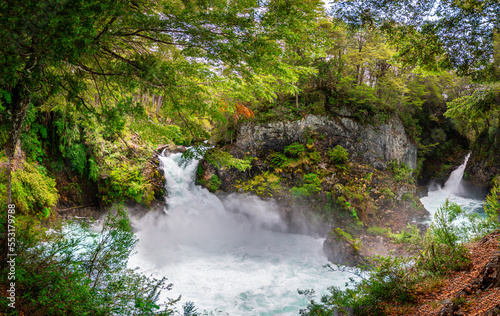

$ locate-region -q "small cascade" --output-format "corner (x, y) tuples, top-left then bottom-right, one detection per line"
(442, 152), (471, 194)
(128, 149), (351, 315)
(420, 152), (484, 219)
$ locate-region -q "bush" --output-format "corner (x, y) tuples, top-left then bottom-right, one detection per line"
(309, 151), (322, 164)
(284, 142), (306, 158)
(207, 174), (222, 191)
(327, 145), (349, 165)
(485, 175), (500, 221)
(291, 173), (322, 198)
(269, 152), (289, 168)
(204, 149), (252, 171)
(10, 162), (59, 214)
(102, 163), (154, 205)
(387, 160), (413, 183)
(301, 255), (415, 316)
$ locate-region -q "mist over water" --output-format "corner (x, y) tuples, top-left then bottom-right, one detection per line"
(128, 151), (350, 315)
(420, 153), (484, 220)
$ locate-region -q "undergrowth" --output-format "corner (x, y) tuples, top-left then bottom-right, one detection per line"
(300, 199), (498, 316)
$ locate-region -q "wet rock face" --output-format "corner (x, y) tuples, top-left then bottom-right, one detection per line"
(466, 153), (499, 188)
(236, 115), (417, 170)
(323, 234), (366, 267)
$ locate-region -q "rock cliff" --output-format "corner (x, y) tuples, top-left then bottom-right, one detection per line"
(198, 114), (427, 266)
(236, 114), (417, 170)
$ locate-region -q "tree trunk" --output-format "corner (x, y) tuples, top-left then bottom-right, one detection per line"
(2, 88), (30, 266)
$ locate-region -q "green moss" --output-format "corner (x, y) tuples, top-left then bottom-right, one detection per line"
(332, 227), (361, 251)
(235, 172), (282, 197)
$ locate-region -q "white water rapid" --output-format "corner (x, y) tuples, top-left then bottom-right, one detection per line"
(128, 151), (351, 315)
(420, 153), (485, 220)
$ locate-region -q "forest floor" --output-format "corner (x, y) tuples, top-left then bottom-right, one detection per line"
(389, 230), (500, 315)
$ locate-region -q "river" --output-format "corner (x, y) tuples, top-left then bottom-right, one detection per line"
(128, 150), (485, 315)
(128, 151), (352, 315)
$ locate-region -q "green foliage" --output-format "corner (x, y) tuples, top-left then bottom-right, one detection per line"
(65, 143), (88, 176)
(102, 163), (154, 206)
(20, 106), (48, 162)
(485, 175), (500, 221)
(291, 173), (322, 198)
(206, 175), (222, 192)
(130, 121), (184, 146)
(235, 172), (281, 197)
(366, 226), (390, 237)
(284, 142), (306, 158)
(302, 200), (495, 315)
(88, 158), (100, 182)
(334, 0), (499, 81)
(204, 149), (252, 172)
(10, 161), (59, 214)
(333, 228), (361, 251)
(308, 150), (322, 164)
(387, 160), (413, 183)
(0, 207), (176, 315)
(337, 196), (354, 218)
(430, 200), (464, 247)
(269, 152), (290, 168)
(445, 84), (500, 139)
(301, 255), (415, 316)
(327, 145), (349, 166)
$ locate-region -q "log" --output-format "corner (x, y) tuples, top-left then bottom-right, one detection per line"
(57, 204), (96, 212)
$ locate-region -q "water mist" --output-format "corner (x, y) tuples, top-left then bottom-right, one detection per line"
(128, 151), (350, 315)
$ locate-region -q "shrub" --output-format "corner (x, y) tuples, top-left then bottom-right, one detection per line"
(269, 152), (289, 168)
(284, 142), (306, 158)
(387, 160), (413, 183)
(333, 228), (361, 251)
(207, 174), (222, 191)
(327, 145), (349, 165)
(301, 255), (415, 316)
(102, 163), (154, 205)
(485, 175), (500, 221)
(301, 200), (493, 315)
(309, 151), (322, 164)
(204, 149), (252, 171)
(291, 173), (322, 198)
(11, 162), (59, 214)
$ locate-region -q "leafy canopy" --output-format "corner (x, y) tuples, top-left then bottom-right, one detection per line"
(0, 0), (326, 154)
(331, 0), (500, 81)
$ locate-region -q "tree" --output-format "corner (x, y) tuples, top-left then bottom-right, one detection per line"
(0, 0), (325, 261)
(331, 0), (500, 81)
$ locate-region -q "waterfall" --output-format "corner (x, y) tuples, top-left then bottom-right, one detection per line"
(128, 149), (350, 315)
(158, 149), (225, 216)
(442, 153), (471, 195)
(420, 152), (483, 219)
